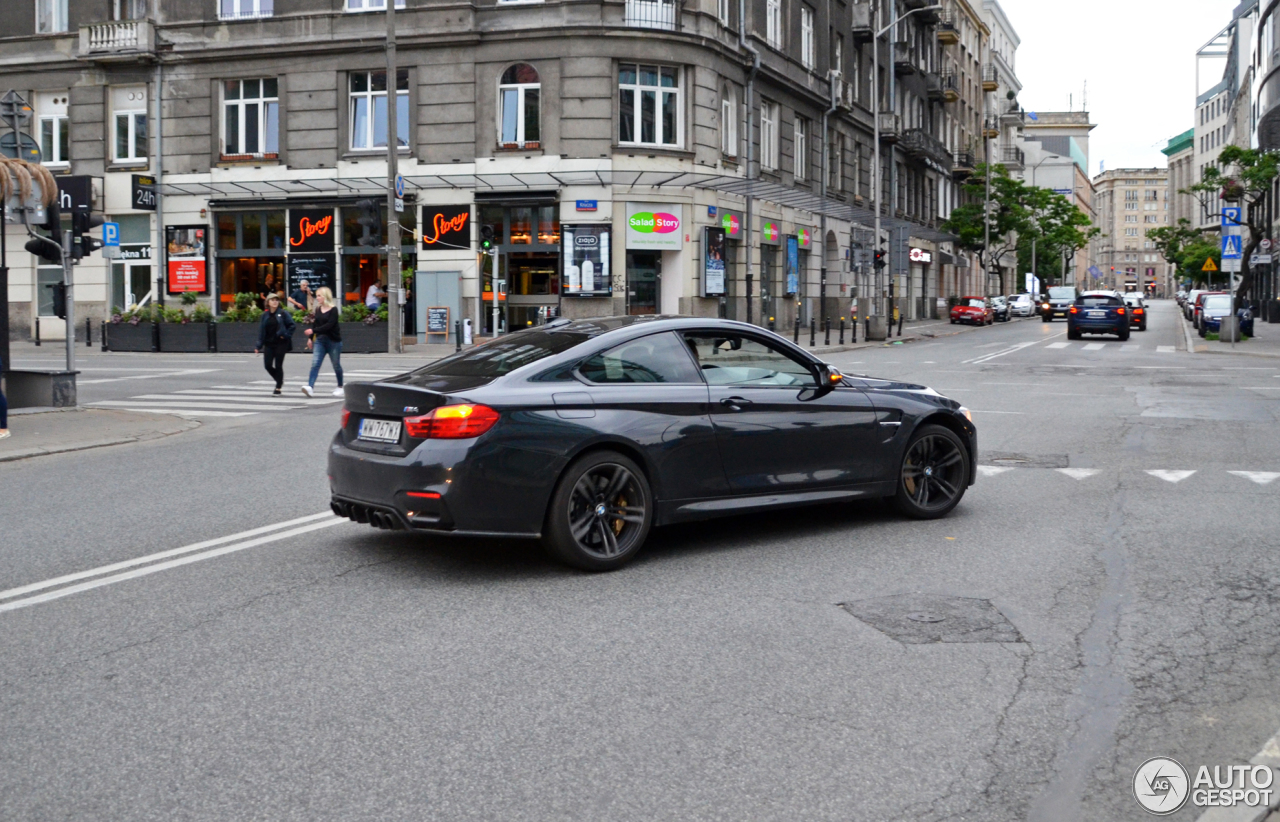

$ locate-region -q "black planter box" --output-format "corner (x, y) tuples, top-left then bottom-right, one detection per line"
(159, 322), (212, 352)
(106, 322), (158, 352)
(340, 322), (389, 353)
(292, 323), (313, 351)
(214, 322), (262, 353)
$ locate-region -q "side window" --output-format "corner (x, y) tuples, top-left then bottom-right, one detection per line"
(578, 332), (702, 384)
(683, 333), (816, 387)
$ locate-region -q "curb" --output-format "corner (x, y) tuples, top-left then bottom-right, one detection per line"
(0, 413), (200, 464)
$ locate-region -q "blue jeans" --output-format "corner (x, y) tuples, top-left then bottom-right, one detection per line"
(308, 337), (343, 389)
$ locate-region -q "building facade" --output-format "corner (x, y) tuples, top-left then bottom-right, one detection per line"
(1019, 110), (1096, 287)
(1162, 128), (1196, 232)
(1092, 168), (1170, 294)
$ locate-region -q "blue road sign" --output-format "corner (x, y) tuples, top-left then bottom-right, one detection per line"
(1221, 206), (1241, 227)
(394, 175), (404, 198)
(1087, 265), (1102, 279)
(102, 221), (120, 247)
(1222, 234), (1243, 259)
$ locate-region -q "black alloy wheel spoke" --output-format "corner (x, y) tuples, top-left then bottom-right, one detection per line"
(596, 518), (620, 556)
(935, 450), (963, 469)
(914, 473), (930, 504)
(932, 476), (959, 500)
(572, 478), (596, 507)
(568, 463), (646, 559)
(602, 466), (632, 501)
(569, 510), (596, 541)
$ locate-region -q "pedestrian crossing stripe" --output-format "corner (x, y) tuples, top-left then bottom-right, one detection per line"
(973, 468), (1275, 484)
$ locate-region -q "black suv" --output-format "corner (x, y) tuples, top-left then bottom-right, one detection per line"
(1042, 286), (1080, 322)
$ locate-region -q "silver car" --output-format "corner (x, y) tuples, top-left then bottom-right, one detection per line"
(1007, 294), (1035, 317)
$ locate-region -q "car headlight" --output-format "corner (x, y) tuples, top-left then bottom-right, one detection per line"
(958, 406), (973, 423)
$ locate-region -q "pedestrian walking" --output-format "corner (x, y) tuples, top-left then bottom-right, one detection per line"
(254, 294), (295, 394)
(0, 361), (9, 440)
(301, 287), (344, 398)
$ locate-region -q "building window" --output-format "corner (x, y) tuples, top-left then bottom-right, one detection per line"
(761, 101), (778, 171)
(833, 33), (844, 77)
(1144, 215), (1158, 223)
(618, 64), (681, 147)
(35, 0), (68, 32)
(223, 79), (279, 158)
(219, 0), (273, 17)
(718, 0), (730, 26)
(794, 116), (807, 180)
(346, 0), (404, 9)
(1125, 228), (1138, 237)
(1124, 215), (1136, 223)
(114, 0), (148, 18)
(721, 88), (737, 157)
(766, 0), (782, 49)
(350, 70), (409, 151)
(801, 6), (814, 69)
(828, 132), (841, 191)
(36, 92), (69, 167)
(112, 87), (148, 164)
(498, 64), (540, 148)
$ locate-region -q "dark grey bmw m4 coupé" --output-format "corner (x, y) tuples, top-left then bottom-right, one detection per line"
(329, 316), (976, 570)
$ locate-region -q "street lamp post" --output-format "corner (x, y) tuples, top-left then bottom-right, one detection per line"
(871, 1), (941, 322)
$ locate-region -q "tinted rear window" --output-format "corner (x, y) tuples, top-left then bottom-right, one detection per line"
(405, 330), (588, 379)
(1079, 296), (1122, 307)
(1048, 287), (1076, 300)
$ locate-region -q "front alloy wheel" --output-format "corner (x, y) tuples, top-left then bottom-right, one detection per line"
(544, 452), (652, 571)
(894, 424), (969, 519)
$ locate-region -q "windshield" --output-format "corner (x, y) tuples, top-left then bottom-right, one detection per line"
(1080, 296), (1122, 307)
(967, 299), (986, 308)
(1123, 294), (1142, 304)
(1048, 287), (1076, 300)
(404, 330), (588, 379)
(1204, 295), (1232, 310)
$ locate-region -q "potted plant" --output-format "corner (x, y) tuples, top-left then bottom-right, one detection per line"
(159, 291), (213, 352)
(105, 304), (159, 352)
(339, 301), (389, 353)
(214, 292), (265, 352)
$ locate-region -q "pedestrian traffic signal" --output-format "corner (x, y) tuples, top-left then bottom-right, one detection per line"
(873, 250), (887, 270)
(355, 198), (382, 246)
(49, 281), (67, 319)
(72, 210), (105, 261)
(480, 224), (495, 251)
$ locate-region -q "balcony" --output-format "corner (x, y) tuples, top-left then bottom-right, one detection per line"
(625, 0), (681, 31)
(1001, 146), (1025, 169)
(851, 3), (872, 44)
(941, 69), (959, 103)
(924, 71), (944, 102)
(1000, 101), (1024, 124)
(900, 128), (953, 171)
(981, 64), (999, 92)
(937, 10), (959, 44)
(893, 42), (916, 76)
(982, 116), (1000, 139)
(952, 151), (975, 179)
(78, 19), (155, 62)
(878, 112), (901, 143)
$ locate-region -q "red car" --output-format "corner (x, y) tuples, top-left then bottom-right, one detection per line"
(951, 296), (993, 326)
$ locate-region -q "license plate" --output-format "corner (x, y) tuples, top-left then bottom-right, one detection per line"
(1087, 310), (1105, 318)
(358, 418), (402, 443)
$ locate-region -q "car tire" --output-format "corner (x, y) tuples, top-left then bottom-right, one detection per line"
(1068, 327), (1081, 340)
(1198, 324), (1207, 338)
(542, 451), (653, 571)
(893, 424), (970, 520)
(950, 318), (957, 324)
(1118, 329), (1130, 342)
(1042, 316), (1051, 323)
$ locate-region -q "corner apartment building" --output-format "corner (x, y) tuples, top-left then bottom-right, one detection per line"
(1093, 168), (1170, 294)
(1019, 110), (1096, 287)
(1162, 128), (1195, 233)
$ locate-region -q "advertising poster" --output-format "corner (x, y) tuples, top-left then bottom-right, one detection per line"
(287, 253), (336, 297)
(420, 205), (472, 251)
(288, 208), (336, 253)
(563, 225), (612, 296)
(704, 227), (726, 296)
(785, 235), (799, 296)
(625, 203), (683, 250)
(165, 225), (207, 293)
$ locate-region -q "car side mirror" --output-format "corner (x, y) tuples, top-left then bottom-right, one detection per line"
(817, 363), (844, 388)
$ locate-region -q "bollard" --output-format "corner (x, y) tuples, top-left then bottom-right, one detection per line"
(86, 317), (92, 347)
(768, 316), (776, 332)
(793, 316), (800, 344)
(454, 320), (462, 352)
(839, 318), (845, 345)
(809, 319), (816, 347)
(897, 312), (904, 336)
(824, 317), (831, 346)
(34, 317), (40, 347)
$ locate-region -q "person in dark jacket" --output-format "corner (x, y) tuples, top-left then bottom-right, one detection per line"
(254, 294), (295, 394)
(301, 287), (344, 398)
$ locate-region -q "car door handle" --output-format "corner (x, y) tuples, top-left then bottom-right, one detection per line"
(720, 396), (753, 409)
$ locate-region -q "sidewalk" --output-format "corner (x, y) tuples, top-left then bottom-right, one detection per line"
(1183, 314), (1280, 358)
(0, 408), (198, 463)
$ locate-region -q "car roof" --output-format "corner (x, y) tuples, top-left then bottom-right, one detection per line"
(1080, 290), (1120, 297)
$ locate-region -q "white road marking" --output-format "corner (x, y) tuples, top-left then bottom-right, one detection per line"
(0, 516), (345, 614)
(1157, 346), (1176, 353)
(1146, 470), (1196, 483)
(121, 408), (257, 417)
(964, 336), (1057, 365)
(77, 369), (220, 385)
(1057, 468), (1101, 480)
(1119, 346), (1139, 352)
(1046, 342), (1070, 349)
(1241, 387), (1280, 390)
(1228, 471), (1280, 485)
(0, 513), (337, 604)
(969, 410), (1025, 414)
(140, 392), (335, 403)
(1134, 366), (1185, 369)
(977, 465), (1015, 477)
(1082, 343), (1106, 351)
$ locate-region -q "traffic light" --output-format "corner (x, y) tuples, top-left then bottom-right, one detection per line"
(873, 250), (887, 270)
(49, 281), (67, 319)
(355, 198), (382, 246)
(72, 210), (105, 261)
(480, 224), (495, 252)
(24, 190), (63, 264)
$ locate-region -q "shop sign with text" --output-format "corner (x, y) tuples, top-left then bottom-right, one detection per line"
(288, 208), (336, 254)
(761, 221), (781, 245)
(625, 203), (683, 250)
(721, 210), (743, 239)
(796, 228), (812, 250)
(909, 247), (933, 264)
(166, 225), (207, 293)
(421, 205), (471, 251)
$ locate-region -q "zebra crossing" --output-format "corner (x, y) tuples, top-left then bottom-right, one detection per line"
(1042, 342), (1177, 353)
(88, 370), (404, 418)
(976, 465), (1280, 485)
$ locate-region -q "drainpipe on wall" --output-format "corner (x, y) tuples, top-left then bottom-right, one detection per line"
(820, 66), (838, 330)
(740, 0), (759, 325)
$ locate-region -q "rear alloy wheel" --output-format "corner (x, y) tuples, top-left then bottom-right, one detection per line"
(1068, 327), (1081, 340)
(543, 452), (652, 571)
(893, 424), (969, 519)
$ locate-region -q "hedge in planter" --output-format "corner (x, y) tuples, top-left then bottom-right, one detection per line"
(215, 293), (265, 353)
(106, 306), (159, 352)
(158, 301), (213, 352)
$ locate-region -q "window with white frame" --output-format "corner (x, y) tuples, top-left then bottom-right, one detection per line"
(345, 0), (404, 10)
(800, 6), (814, 69)
(1125, 228), (1138, 237)
(760, 101), (779, 171)
(721, 87), (737, 157)
(36, 0), (68, 32)
(219, 0), (272, 18)
(794, 116), (807, 180)
(223, 79), (279, 157)
(114, 0), (148, 18)
(350, 69), (409, 151)
(718, 0), (730, 26)
(36, 91), (69, 166)
(833, 33), (843, 77)
(766, 0), (782, 49)
(618, 64), (681, 147)
(498, 64), (540, 148)
(112, 87), (148, 163)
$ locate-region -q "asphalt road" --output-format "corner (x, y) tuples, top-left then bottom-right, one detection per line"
(2, 301), (1278, 821)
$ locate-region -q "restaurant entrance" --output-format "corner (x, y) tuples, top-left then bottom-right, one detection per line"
(625, 251), (659, 315)
(477, 199), (560, 335)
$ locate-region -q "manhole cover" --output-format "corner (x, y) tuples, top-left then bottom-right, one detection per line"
(981, 452), (1069, 469)
(840, 594), (1024, 644)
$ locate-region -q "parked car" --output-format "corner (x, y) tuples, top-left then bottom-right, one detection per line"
(327, 316), (977, 570)
(1193, 291), (1227, 329)
(1175, 290), (1187, 307)
(1067, 291), (1130, 341)
(1041, 286), (1079, 322)
(1007, 294), (1035, 317)
(991, 296), (1010, 322)
(1198, 294), (1255, 337)
(951, 297), (994, 325)
(1121, 292), (1148, 331)
(1184, 289), (1206, 321)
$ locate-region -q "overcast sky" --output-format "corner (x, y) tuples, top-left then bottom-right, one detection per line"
(998, 0), (1240, 177)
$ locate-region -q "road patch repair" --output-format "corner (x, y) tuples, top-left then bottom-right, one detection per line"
(839, 594), (1025, 644)
(0, 408), (199, 462)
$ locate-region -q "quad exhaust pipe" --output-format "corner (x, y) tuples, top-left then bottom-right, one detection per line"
(332, 500), (403, 530)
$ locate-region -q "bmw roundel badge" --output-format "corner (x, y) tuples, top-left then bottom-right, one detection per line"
(367, 393), (376, 410)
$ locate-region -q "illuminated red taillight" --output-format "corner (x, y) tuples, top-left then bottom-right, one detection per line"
(404, 404), (500, 439)
(1069, 306), (1078, 314)
(1117, 307), (1126, 315)
(1135, 308), (1144, 315)
(341, 408), (350, 428)
(406, 491), (441, 499)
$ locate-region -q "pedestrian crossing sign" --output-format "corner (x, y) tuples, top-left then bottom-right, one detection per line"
(1202, 257), (1218, 272)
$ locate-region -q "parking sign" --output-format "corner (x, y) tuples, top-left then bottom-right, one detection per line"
(1221, 206), (1241, 228)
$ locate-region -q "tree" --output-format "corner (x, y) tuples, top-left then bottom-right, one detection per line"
(1185, 145), (1280, 304)
(942, 164), (1027, 294)
(1150, 219), (1223, 287)
(1016, 185), (1099, 288)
